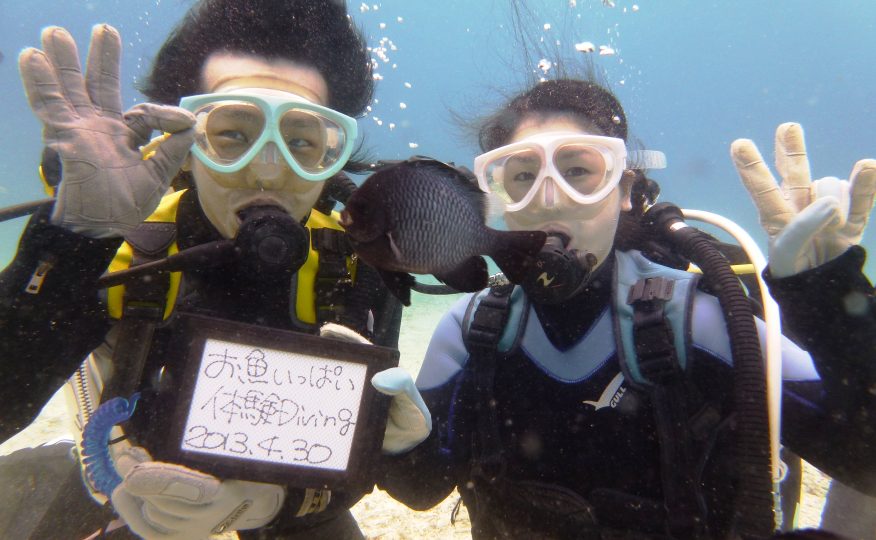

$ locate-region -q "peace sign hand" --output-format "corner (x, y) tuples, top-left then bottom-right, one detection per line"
(731, 122), (876, 278)
(18, 25), (195, 238)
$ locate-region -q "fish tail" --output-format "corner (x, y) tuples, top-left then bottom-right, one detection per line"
(489, 229), (548, 284)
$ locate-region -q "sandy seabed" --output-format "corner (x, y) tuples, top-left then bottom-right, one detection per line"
(0, 389), (833, 539)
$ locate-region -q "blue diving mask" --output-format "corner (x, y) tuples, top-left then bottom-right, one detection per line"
(179, 89), (358, 181)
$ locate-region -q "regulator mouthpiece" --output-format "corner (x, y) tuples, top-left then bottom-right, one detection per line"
(522, 232), (598, 305)
(234, 205), (310, 276)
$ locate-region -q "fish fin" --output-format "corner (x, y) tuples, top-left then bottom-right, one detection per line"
(484, 192), (507, 220)
(490, 230), (548, 284)
(434, 256), (488, 293)
(386, 231), (403, 262)
(377, 268), (414, 306)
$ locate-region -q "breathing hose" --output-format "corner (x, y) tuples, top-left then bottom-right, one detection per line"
(682, 208), (783, 486)
(645, 202), (774, 539)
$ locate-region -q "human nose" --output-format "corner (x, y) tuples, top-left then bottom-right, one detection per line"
(541, 176), (557, 208)
(247, 142), (286, 188)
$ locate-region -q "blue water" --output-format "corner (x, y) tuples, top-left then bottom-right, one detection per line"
(1, 0), (874, 360)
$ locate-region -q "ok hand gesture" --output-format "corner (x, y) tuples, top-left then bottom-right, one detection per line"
(731, 123), (876, 277)
(19, 25), (195, 238)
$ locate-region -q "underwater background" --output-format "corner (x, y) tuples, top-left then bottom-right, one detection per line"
(0, 0), (874, 378)
(0, 2), (874, 535)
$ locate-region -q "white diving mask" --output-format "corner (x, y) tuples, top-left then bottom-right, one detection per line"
(474, 131), (666, 212)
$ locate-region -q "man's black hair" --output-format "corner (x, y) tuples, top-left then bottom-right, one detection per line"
(141, 0), (373, 117)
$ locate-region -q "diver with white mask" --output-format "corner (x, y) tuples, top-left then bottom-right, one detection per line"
(380, 78), (876, 539)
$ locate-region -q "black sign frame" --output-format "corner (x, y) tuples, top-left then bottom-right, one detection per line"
(157, 313), (398, 492)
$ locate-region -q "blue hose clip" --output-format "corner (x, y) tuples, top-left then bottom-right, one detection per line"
(80, 393), (140, 497)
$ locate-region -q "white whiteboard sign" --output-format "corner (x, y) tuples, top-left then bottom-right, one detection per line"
(180, 338), (369, 472)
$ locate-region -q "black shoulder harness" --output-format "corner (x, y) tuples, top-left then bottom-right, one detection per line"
(462, 273), (720, 537)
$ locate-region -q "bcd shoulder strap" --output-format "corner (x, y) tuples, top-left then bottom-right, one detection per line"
(461, 284), (519, 481)
(614, 250), (715, 538)
(311, 227), (355, 326)
(102, 222), (176, 406)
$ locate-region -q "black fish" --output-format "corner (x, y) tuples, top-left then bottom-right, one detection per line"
(340, 158), (546, 305)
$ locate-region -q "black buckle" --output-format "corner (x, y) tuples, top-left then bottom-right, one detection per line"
(634, 323), (680, 383)
(628, 277), (680, 384)
(313, 229), (354, 323)
(312, 228), (352, 256)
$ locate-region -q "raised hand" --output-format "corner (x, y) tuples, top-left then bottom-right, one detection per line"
(18, 25), (195, 238)
(731, 122), (876, 277)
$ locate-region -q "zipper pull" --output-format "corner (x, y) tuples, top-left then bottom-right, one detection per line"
(26, 259), (54, 294)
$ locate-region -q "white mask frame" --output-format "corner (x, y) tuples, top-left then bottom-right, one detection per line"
(474, 131), (666, 212)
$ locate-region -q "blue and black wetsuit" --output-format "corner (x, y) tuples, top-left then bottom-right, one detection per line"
(380, 248), (876, 538)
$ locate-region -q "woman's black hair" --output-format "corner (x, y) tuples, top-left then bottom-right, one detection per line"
(141, 0), (373, 117)
(477, 78), (628, 152)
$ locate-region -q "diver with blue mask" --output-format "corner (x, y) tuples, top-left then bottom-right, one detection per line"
(379, 78), (876, 539)
(0, 1), (431, 538)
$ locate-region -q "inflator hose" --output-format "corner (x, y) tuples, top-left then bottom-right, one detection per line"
(410, 281), (460, 295)
(645, 203), (773, 538)
(314, 172), (359, 215)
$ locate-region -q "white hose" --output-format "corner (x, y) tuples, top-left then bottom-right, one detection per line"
(681, 209), (782, 484)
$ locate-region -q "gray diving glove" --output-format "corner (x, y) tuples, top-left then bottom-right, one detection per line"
(110, 447), (285, 540)
(18, 25), (195, 238)
(732, 123), (876, 278)
(319, 323), (432, 454)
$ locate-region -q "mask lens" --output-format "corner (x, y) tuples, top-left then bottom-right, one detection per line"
(280, 109), (348, 173)
(552, 143), (610, 196)
(194, 101), (266, 165)
(487, 148), (543, 204)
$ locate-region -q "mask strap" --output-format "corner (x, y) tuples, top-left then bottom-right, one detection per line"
(628, 150), (667, 171)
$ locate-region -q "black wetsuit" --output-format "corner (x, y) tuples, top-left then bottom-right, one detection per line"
(0, 190), (402, 539)
(379, 248), (876, 539)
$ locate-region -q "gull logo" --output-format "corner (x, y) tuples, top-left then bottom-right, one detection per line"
(582, 372), (626, 411)
(536, 272), (555, 287)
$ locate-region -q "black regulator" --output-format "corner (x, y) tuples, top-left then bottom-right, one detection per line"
(234, 205), (310, 277)
(96, 204), (310, 289)
(520, 232), (598, 305)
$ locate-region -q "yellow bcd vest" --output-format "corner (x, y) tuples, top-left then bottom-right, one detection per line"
(103, 189), (356, 325)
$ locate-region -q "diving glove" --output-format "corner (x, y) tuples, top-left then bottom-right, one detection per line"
(732, 122), (876, 278)
(18, 25), (195, 239)
(110, 446), (285, 539)
(320, 323), (432, 454)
